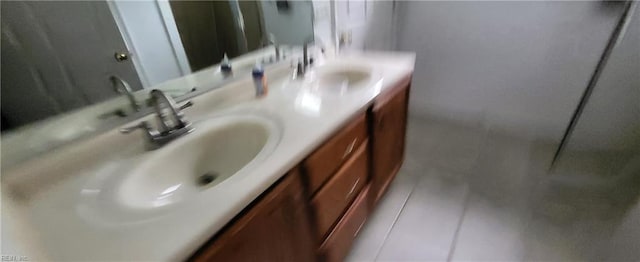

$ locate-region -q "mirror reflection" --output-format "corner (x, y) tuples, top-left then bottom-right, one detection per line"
(1, 0), (313, 132)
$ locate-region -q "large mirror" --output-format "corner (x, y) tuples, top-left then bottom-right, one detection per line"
(1, 0), (314, 166)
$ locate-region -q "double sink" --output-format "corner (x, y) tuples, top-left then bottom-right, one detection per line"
(92, 62), (375, 215)
(1, 55), (409, 261)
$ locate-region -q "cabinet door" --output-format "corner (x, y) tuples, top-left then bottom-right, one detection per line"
(191, 168), (316, 262)
(370, 80), (410, 206)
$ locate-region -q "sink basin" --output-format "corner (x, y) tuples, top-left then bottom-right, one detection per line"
(280, 63), (375, 98)
(313, 64), (372, 93)
(117, 115), (280, 210)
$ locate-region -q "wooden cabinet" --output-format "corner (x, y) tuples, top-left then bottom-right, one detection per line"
(311, 142), (368, 242)
(319, 186), (370, 262)
(304, 113), (368, 196)
(190, 75), (412, 262)
(370, 78), (411, 207)
(190, 168), (316, 262)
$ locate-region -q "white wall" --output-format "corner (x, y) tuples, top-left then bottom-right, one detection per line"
(331, 0), (395, 51)
(109, 0), (190, 88)
(396, 1), (623, 142)
(362, 1), (395, 51)
(311, 0), (395, 53)
(312, 0), (334, 48)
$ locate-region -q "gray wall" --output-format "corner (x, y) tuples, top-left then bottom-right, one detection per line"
(1, 1), (143, 129)
(260, 0), (314, 45)
(550, 3), (639, 199)
(562, 3), (640, 152)
(395, 1), (623, 142)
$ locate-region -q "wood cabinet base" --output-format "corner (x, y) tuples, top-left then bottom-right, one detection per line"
(189, 76), (411, 262)
(370, 78), (411, 207)
(319, 186), (370, 262)
(190, 168), (315, 262)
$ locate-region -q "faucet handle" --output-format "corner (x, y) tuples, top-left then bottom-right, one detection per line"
(120, 121), (153, 134)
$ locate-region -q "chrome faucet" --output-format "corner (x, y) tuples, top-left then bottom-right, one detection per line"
(110, 75), (140, 112)
(300, 36), (325, 76)
(120, 89), (194, 150)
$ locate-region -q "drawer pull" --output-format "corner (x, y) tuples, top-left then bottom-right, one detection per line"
(346, 178), (361, 200)
(342, 138), (358, 159)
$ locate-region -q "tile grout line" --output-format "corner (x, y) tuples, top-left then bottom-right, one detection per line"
(444, 117), (488, 262)
(372, 176), (420, 262)
(446, 187), (472, 262)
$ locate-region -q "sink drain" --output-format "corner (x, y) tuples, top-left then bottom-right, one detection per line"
(197, 172), (218, 186)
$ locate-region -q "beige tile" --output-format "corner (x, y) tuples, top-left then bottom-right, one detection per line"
(376, 168), (468, 261)
(345, 171), (418, 262)
(467, 131), (534, 206)
(603, 200), (640, 261)
(351, 116), (615, 262)
(406, 116), (487, 174)
(450, 195), (526, 261)
(520, 218), (586, 262)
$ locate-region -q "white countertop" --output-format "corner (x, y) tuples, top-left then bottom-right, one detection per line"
(1, 51), (415, 261)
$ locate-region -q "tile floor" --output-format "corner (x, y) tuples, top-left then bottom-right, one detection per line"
(345, 114), (640, 262)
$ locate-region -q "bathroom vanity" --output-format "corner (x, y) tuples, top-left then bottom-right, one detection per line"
(191, 75), (411, 262)
(2, 52), (414, 261)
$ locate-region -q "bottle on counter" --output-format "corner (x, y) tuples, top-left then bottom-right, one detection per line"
(252, 62), (268, 97)
(220, 53), (232, 78)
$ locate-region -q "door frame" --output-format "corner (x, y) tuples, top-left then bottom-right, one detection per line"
(107, 0), (191, 88)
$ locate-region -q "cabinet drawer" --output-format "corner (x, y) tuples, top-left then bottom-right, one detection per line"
(304, 113), (367, 195)
(311, 142), (368, 242)
(319, 186), (370, 262)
